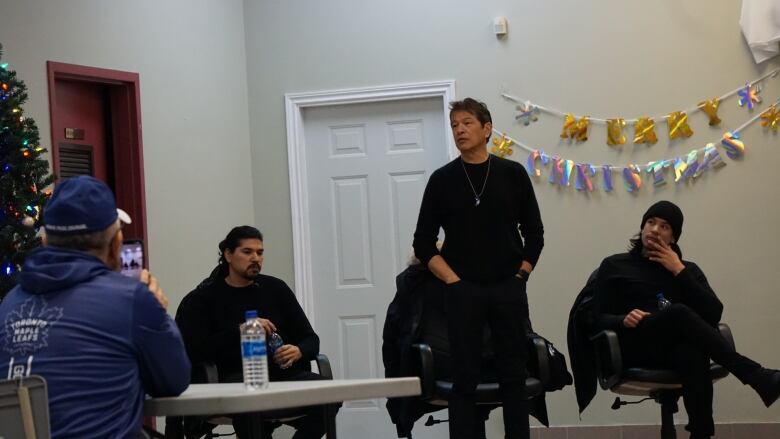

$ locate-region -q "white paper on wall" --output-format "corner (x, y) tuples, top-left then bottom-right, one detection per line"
(740, 0), (780, 63)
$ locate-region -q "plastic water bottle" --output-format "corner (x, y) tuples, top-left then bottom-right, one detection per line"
(656, 293), (672, 311)
(240, 310), (269, 390)
(268, 332), (284, 356)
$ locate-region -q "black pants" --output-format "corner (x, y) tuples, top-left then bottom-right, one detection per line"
(620, 303), (762, 438)
(231, 370), (341, 439)
(445, 277), (530, 439)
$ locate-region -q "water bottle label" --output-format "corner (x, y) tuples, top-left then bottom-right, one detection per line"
(242, 340), (267, 357)
(269, 332), (284, 354)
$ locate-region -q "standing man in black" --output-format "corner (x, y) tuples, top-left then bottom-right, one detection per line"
(413, 98), (544, 439)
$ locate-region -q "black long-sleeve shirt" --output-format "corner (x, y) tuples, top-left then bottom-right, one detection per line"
(175, 274), (319, 380)
(593, 252), (723, 332)
(412, 155), (544, 281)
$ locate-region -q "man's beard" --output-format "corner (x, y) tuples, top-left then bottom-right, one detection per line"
(241, 265), (261, 280)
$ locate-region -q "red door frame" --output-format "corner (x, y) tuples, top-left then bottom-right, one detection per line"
(46, 61), (148, 263)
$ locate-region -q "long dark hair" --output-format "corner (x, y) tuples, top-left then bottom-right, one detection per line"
(198, 226), (263, 288)
(628, 232), (683, 259)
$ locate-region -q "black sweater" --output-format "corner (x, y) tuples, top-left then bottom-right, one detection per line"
(593, 252), (723, 332)
(175, 274), (319, 380)
(412, 155), (544, 281)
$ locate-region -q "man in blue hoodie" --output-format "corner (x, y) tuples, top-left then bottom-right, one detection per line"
(0, 176), (191, 438)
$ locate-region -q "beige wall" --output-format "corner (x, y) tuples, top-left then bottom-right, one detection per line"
(0, 0), (255, 312)
(242, 0), (780, 429)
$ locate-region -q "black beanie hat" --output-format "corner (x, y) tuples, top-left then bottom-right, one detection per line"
(641, 200), (684, 241)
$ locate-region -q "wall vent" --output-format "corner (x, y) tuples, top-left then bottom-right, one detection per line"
(58, 143), (93, 178)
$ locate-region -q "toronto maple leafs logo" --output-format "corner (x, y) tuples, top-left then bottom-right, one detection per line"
(2, 297), (63, 355)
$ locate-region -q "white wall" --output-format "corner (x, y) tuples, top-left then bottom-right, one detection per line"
(243, 0), (780, 430)
(0, 0), (254, 312)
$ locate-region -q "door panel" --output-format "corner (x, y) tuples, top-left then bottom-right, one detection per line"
(332, 176), (373, 287)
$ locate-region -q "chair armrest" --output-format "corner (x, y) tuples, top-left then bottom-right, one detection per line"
(411, 343), (435, 400)
(192, 362), (219, 384)
(718, 323), (735, 350)
(527, 335), (551, 388)
(316, 354), (333, 379)
(590, 330), (623, 390)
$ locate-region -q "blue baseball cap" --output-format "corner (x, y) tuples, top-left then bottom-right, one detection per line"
(43, 176), (132, 235)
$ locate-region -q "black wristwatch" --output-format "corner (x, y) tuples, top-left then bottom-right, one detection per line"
(516, 269), (530, 282)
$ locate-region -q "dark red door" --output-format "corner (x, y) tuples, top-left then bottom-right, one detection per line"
(47, 62), (147, 250)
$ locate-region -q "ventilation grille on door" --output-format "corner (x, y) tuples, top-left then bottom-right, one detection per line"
(58, 143), (94, 178)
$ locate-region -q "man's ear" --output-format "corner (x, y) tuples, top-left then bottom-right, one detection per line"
(109, 228), (123, 260)
(104, 226), (124, 271)
(113, 230), (123, 250)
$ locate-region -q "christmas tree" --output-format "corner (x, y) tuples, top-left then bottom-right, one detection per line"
(0, 43), (54, 300)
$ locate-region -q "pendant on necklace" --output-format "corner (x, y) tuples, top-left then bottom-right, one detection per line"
(474, 197), (481, 207)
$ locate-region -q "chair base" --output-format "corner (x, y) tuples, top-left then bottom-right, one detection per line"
(611, 389), (680, 439)
(423, 411), (489, 439)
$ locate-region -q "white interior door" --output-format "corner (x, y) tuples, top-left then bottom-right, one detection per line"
(303, 97), (449, 438)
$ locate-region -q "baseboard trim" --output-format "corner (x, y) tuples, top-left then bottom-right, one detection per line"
(532, 422), (780, 438)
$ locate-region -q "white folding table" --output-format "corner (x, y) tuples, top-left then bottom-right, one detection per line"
(145, 377), (421, 438)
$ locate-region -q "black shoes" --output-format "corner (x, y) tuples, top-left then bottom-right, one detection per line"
(749, 368), (780, 407)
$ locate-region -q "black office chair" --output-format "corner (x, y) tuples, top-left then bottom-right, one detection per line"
(591, 323), (734, 439)
(165, 354), (336, 439)
(409, 334), (551, 439)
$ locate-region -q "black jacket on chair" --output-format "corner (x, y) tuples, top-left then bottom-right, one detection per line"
(382, 263), (439, 437)
(567, 269), (599, 414)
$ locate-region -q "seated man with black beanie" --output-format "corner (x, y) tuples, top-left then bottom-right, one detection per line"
(593, 200), (780, 439)
(176, 225), (338, 439)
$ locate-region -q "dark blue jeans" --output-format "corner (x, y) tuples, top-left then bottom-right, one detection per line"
(445, 276), (530, 439)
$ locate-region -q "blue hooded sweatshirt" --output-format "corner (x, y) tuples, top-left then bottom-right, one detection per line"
(0, 246), (191, 438)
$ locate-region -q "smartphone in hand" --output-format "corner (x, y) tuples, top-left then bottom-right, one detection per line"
(120, 240), (144, 279)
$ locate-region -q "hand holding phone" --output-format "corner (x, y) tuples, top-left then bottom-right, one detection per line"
(139, 269), (169, 310)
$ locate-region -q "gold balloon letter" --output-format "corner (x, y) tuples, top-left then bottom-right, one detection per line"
(634, 117), (658, 144)
(667, 111), (693, 139)
(606, 118), (626, 146)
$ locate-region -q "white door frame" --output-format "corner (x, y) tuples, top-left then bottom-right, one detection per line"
(284, 80), (457, 323)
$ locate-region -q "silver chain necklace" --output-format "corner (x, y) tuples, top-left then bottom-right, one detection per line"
(460, 154), (491, 207)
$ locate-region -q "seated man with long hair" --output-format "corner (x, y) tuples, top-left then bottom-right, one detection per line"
(176, 226), (337, 439)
